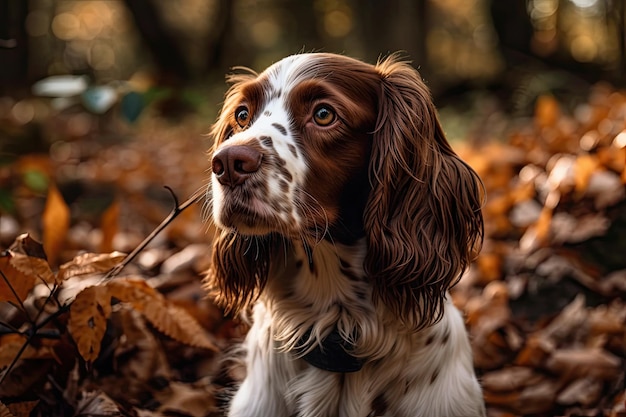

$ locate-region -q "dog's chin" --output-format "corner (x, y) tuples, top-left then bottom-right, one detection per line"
(214, 204), (297, 237)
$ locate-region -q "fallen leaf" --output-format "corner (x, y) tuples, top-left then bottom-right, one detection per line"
(100, 200), (120, 253)
(0, 253), (38, 303)
(75, 391), (121, 416)
(67, 285), (112, 363)
(42, 184), (70, 266)
(57, 252), (126, 281)
(107, 279), (218, 351)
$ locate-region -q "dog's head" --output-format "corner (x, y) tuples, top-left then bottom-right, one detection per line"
(205, 53), (484, 329)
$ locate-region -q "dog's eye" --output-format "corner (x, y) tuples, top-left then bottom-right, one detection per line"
(235, 106), (250, 128)
(313, 105), (336, 126)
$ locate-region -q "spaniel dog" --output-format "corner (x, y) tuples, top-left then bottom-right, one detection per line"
(205, 53), (486, 417)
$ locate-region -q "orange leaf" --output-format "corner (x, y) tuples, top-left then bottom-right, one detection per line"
(0, 253), (38, 303)
(42, 184), (70, 266)
(99, 200), (120, 253)
(535, 95), (560, 129)
(574, 154), (599, 194)
(107, 279), (218, 350)
(67, 285), (112, 363)
(57, 252), (126, 281)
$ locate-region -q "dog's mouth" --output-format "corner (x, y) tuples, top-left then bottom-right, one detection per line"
(214, 186), (298, 236)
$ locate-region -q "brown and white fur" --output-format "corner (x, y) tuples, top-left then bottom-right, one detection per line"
(205, 53), (486, 417)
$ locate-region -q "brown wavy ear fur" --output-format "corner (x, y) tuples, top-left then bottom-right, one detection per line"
(364, 55), (484, 330)
(204, 230), (278, 315)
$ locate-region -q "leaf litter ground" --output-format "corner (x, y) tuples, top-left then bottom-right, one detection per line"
(0, 86), (625, 417)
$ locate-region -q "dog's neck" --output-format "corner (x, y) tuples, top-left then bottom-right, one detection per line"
(263, 239), (377, 367)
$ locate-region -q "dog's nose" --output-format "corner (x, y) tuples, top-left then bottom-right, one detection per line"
(212, 145), (262, 187)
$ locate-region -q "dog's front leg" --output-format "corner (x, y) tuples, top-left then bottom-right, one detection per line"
(227, 303), (291, 417)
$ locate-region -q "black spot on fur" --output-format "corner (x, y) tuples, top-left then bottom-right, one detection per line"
(272, 122), (288, 136)
(441, 327), (450, 344)
(370, 393), (388, 415)
(287, 143), (298, 158)
(260, 136), (273, 147)
(425, 334), (435, 346)
(264, 110), (272, 117)
(430, 368), (439, 385)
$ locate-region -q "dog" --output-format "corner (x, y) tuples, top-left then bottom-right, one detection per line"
(205, 52), (486, 417)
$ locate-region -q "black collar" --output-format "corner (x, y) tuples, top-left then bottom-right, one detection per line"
(296, 328), (365, 373)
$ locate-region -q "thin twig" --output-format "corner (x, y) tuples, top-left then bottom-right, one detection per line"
(102, 189), (203, 281)
(0, 333), (31, 385)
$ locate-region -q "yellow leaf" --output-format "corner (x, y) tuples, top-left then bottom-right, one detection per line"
(0, 253), (38, 303)
(67, 285), (112, 363)
(57, 252), (127, 281)
(99, 200), (120, 253)
(107, 279), (217, 350)
(42, 184), (70, 266)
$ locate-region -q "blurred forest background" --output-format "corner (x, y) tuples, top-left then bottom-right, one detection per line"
(1, 1), (626, 417)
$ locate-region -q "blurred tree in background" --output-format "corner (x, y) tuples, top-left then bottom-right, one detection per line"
(0, 0), (624, 93)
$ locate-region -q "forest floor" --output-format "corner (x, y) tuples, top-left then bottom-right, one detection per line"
(0, 84), (625, 417)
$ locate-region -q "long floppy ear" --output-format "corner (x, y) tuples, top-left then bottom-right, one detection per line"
(364, 55), (484, 330)
(204, 230), (278, 315)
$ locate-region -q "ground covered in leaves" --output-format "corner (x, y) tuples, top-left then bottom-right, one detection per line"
(0, 85), (625, 417)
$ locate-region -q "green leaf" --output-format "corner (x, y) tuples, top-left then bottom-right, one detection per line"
(0, 188), (15, 214)
(22, 170), (49, 192)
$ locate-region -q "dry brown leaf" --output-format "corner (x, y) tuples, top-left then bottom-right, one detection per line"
(110, 307), (172, 384)
(57, 252), (126, 281)
(107, 279), (218, 350)
(481, 366), (539, 392)
(517, 378), (560, 414)
(0, 253), (38, 303)
(557, 377), (603, 406)
(6, 401), (38, 417)
(42, 184), (70, 266)
(9, 233), (48, 259)
(8, 252), (56, 286)
(0, 402), (14, 417)
(545, 347), (622, 380)
(75, 391), (121, 416)
(514, 334), (554, 367)
(0, 334), (55, 369)
(153, 381), (217, 417)
(67, 285), (112, 363)
(610, 390), (626, 417)
(100, 200), (120, 253)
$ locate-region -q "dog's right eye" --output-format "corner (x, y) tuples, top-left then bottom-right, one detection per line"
(235, 106), (250, 128)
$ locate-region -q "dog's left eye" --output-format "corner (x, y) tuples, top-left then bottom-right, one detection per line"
(313, 105), (336, 126)
(235, 106), (250, 128)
